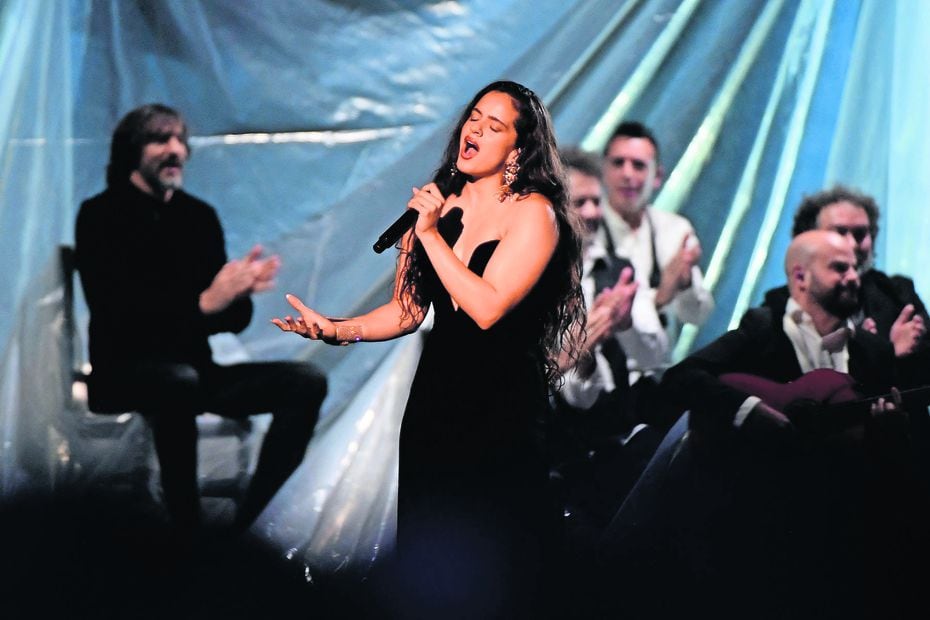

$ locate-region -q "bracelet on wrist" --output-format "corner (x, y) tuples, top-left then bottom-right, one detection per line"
(334, 323), (363, 346)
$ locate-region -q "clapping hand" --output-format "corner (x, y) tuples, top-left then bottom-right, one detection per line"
(247, 245), (281, 293)
(604, 266), (637, 331)
(888, 304), (926, 357)
(655, 233), (701, 308)
(586, 266), (638, 347)
(200, 244), (281, 314)
(863, 304), (926, 357)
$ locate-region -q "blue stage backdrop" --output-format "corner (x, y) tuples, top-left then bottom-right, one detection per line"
(2, 0), (928, 577)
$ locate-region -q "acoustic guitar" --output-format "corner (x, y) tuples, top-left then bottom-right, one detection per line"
(720, 368), (929, 434)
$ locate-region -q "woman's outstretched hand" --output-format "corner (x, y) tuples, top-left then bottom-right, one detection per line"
(271, 293), (336, 343)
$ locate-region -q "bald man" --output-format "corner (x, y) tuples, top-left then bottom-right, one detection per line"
(661, 230), (900, 442)
(764, 185), (930, 387)
(599, 231), (923, 618)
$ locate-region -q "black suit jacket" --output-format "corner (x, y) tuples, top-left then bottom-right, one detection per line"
(662, 293), (897, 439)
(605, 296), (923, 620)
(764, 269), (930, 386)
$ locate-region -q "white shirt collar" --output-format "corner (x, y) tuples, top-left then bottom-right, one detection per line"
(783, 297), (855, 373)
(584, 230), (609, 267)
(602, 202), (642, 242)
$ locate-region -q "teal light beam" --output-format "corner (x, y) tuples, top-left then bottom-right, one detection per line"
(580, 0), (703, 154)
(726, 0), (837, 331)
(670, 0), (787, 360)
(546, 0), (641, 107)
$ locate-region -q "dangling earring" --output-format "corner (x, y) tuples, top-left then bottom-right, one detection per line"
(497, 159), (520, 202)
(449, 162), (459, 177)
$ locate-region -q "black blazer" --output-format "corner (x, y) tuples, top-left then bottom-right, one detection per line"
(662, 294), (897, 438)
(764, 269), (930, 386)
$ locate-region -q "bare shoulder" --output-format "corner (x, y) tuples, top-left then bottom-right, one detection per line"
(505, 192), (557, 232)
(514, 191), (555, 213)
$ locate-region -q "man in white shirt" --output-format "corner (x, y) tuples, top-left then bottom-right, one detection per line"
(764, 185), (929, 387)
(666, 229), (891, 440)
(557, 147), (637, 419)
(599, 230), (919, 618)
(551, 148), (660, 562)
(599, 121), (714, 426)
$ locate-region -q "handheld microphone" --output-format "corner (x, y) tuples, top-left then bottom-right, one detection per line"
(373, 209), (418, 254)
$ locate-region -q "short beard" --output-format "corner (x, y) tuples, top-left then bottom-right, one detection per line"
(820, 284), (859, 319)
(159, 173), (183, 192)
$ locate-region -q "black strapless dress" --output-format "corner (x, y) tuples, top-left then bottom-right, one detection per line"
(394, 212), (558, 616)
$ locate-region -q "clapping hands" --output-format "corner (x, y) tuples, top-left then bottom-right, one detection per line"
(586, 266), (638, 347)
(199, 244), (281, 314)
(861, 304), (926, 357)
(655, 233), (701, 309)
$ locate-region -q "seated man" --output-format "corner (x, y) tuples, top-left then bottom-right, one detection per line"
(599, 231), (924, 618)
(75, 104), (327, 531)
(667, 229), (900, 446)
(765, 185), (929, 387)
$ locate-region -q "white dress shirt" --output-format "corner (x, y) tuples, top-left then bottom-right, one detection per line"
(602, 205), (714, 383)
(560, 236), (619, 409)
(733, 298), (855, 427)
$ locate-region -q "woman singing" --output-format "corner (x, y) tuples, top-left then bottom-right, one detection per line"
(273, 80), (583, 616)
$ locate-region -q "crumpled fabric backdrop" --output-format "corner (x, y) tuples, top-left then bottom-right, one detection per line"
(2, 0), (928, 581)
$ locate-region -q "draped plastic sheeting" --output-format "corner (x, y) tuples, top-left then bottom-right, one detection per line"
(1, 0), (75, 494)
(2, 0), (929, 580)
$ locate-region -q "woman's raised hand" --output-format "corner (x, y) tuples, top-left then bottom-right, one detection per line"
(271, 293), (337, 342)
(408, 183), (445, 237)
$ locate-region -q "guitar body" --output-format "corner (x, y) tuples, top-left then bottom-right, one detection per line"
(719, 370), (928, 435)
(720, 368), (861, 410)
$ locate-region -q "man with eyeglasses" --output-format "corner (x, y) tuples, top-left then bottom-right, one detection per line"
(764, 185), (929, 386)
(599, 122), (714, 429)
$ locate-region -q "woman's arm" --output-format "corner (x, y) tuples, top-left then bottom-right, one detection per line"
(412, 186), (558, 330)
(272, 233), (426, 343)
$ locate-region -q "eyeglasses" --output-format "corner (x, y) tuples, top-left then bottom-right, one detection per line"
(571, 196), (601, 209)
(831, 225), (870, 244)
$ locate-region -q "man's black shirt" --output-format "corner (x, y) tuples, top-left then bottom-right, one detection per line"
(75, 181), (252, 370)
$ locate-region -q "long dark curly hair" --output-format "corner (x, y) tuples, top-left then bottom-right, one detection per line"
(397, 80), (585, 386)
